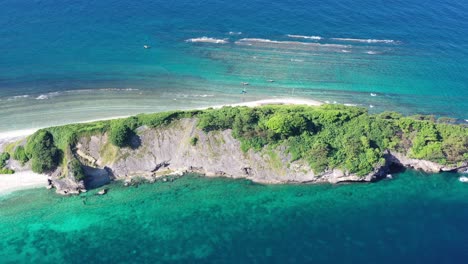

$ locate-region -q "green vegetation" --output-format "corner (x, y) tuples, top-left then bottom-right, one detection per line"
(197, 105), (467, 176)
(190, 136), (199, 146)
(0, 152), (10, 168)
(13, 146), (29, 165)
(26, 131), (61, 173)
(69, 158), (86, 181)
(11, 104), (467, 179)
(0, 152), (14, 174)
(109, 121), (134, 147)
(0, 168), (14, 174)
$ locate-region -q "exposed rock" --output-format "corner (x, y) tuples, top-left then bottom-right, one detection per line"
(386, 151), (467, 173)
(386, 151), (442, 172)
(8, 118), (461, 196)
(74, 119), (388, 185)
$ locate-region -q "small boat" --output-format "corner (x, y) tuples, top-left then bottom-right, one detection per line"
(370, 93), (377, 97)
(143, 45), (151, 49)
(369, 104), (374, 108)
(241, 82), (249, 86)
(267, 80), (275, 83)
(459, 176), (468, 183)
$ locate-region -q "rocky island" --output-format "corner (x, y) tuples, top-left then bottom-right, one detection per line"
(1, 103), (467, 195)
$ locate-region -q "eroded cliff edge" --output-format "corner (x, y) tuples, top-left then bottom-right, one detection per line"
(55, 118), (466, 194)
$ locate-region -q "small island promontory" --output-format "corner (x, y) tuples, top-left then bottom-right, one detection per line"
(1, 101), (467, 195)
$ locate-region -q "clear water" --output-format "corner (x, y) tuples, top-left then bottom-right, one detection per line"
(1, 171), (468, 263)
(1, 2), (468, 262)
(1, 0), (467, 132)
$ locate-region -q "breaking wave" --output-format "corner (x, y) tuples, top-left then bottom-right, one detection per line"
(235, 38), (349, 48)
(331, 38), (398, 44)
(287, 34), (322, 40)
(7, 95), (29, 101)
(186, 37), (229, 44)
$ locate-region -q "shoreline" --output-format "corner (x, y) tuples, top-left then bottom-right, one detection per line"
(0, 171), (48, 196)
(0, 98), (322, 142)
(0, 97), (323, 196)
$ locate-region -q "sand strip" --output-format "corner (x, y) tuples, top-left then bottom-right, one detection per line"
(0, 171), (48, 195)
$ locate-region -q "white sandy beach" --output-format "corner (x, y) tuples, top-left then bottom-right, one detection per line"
(213, 98), (323, 108)
(0, 98), (322, 195)
(0, 171), (48, 195)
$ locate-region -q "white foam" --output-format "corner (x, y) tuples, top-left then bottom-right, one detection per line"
(366, 51), (379, 55)
(228, 31), (242, 35)
(370, 93), (377, 97)
(35, 95), (48, 100)
(287, 34), (322, 40)
(290, 59), (304, 62)
(341, 49), (351, 53)
(7, 95), (29, 101)
(369, 105), (375, 108)
(332, 38), (398, 44)
(186, 37), (229, 44)
(235, 38), (349, 48)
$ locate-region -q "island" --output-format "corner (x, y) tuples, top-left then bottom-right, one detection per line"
(1, 100), (467, 195)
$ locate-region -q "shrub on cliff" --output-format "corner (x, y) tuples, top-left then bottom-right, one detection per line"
(190, 136), (199, 146)
(26, 131), (60, 173)
(109, 121), (133, 147)
(69, 158), (86, 181)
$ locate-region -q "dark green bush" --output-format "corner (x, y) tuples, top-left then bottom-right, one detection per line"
(190, 136), (199, 146)
(69, 158), (86, 181)
(0, 152), (10, 168)
(26, 131), (60, 173)
(109, 121), (133, 147)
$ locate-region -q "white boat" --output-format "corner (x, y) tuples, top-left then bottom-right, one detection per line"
(459, 176), (468, 183)
(143, 45), (151, 49)
(370, 93), (377, 96)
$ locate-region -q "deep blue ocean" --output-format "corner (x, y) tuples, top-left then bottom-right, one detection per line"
(0, 0), (467, 132)
(1, 1), (468, 263)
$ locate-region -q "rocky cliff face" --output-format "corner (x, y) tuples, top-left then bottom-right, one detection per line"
(46, 118), (467, 194)
(68, 119), (373, 190)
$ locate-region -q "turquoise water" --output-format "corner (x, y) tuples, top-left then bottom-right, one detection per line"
(1, 1), (468, 262)
(1, 0), (468, 132)
(1, 171), (468, 263)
